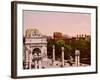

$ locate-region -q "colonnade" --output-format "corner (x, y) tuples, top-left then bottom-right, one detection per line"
(24, 45), (81, 69)
(25, 50), (42, 69)
(52, 45), (80, 67)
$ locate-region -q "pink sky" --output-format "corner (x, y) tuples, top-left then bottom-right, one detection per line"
(23, 10), (91, 37)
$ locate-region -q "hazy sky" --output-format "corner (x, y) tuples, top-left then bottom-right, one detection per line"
(23, 10), (91, 37)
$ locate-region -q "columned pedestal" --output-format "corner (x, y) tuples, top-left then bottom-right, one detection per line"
(61, 47), (64, 67)
(52, 45), (55, 65)
(75, 50), (80, 66)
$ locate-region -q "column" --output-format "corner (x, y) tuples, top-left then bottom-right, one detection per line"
(25, 50), (29, 69)
(38, 60), (42, 68)
(53, 45), (55, 65)
(29, 47), (33, 69)
(75, 54), (78, 66)
(38, 53), (42, 68)
(34, 60), (38, 69)
(75, 50), (80, 66)
(34, 53), (38, 69)
(61, 47), (64, 67)
(77, 54), (80, 66)
(29, 51), (32, 69)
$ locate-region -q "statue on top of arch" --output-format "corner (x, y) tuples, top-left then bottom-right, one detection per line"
(25, 28), (41, 37)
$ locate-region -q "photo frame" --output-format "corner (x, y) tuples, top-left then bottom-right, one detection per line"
(11, 1), (98, 78)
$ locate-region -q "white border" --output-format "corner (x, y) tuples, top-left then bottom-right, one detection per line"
(17, 3), (96, 76)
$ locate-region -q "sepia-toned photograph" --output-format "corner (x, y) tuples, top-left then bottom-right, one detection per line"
(23, 11), (91, 69)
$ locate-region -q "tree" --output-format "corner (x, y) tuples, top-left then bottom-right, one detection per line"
(56, 39), (72, 60)
(47, 39), (55, 59)
(56, 39), (65, 47)
(74, 38), (91, 64)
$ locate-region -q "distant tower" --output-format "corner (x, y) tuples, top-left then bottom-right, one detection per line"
(53, 32), (62, 40)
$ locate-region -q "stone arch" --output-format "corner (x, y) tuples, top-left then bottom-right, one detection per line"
(32, 48), (41, 55)
(24, 28), (47, 69)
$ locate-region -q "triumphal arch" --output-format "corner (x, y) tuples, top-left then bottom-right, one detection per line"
(23, 28), (47, 69)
